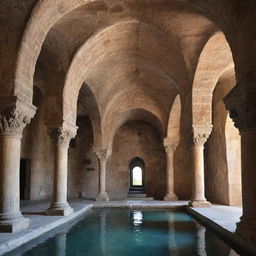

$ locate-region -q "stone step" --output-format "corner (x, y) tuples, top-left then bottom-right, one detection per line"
(126, 197), (154, 201)
(127, 193), (154, 200)
(127, 193), (147, 198)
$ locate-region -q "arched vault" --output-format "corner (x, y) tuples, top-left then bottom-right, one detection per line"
(192, 32), (234, 126)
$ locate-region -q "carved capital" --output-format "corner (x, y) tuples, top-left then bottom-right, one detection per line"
(95, 148), (112, 161)
(48, 127), (76, 146)
(224, 72), (256, 133)
(0, 96), (36, 136)
(163, 138), (179, 154)
(192, 124), (212, 146)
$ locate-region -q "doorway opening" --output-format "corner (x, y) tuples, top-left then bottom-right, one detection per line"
(129, 157), (145, 194)
(20, 159), (31, 200)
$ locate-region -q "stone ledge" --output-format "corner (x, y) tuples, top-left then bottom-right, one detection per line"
(187, 206), (256, 255)
(93, 200), (188, 209)
(0, 204), (93, 256)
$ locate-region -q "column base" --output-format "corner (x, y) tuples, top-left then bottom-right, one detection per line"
(0, 214), (29, 233)
(189, 200), (211, 208)
(164, 193), (178, 201)
(46, 202), (73, 216)
(236, 218), (256, 244)
(96, 192), (109, 202)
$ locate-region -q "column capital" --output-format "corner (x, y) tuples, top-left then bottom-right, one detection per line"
(163, 138), (179, 154)
(192, 124), (212, 146)
(0, 96), (36, 137)
(48, 126), (77, 146)
(95, 148), (112, 161)
(224, 72), (256, 133)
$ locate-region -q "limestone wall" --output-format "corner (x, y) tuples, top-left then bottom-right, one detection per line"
(68, 117), (99, 199)
(107, 120), (166, 200)
(205, 78), (242, 206)
(21, 89), (54, 200)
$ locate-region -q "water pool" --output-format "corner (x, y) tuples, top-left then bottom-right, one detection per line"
(6, 208), (245, 256)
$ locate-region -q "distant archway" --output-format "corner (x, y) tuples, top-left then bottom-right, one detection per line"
(129, 157), (145, 194)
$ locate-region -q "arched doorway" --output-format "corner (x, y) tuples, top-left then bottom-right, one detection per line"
(128, 157), (145, 194)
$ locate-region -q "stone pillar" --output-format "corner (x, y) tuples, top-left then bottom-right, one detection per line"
(224, 72), (256, 245)
(0, 96), (36, 232)
(163, 138), (178, 201)
(189, 125), (212, 207)
(95, 149), (112, 201)
(47, 126), (76, 216)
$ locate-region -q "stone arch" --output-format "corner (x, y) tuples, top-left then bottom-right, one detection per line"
(192, 32), (235, 126)
(104, 108), (164, 151)
(204, 68), (240, 205)
(101, 84), (167, 149)
(77, 82), (102, 149)
(12, 0), (241, 114)
(14, 0), (97, 102)
(62, 19), (184, 127)
(167, 94), (181, 140)
(128, 157), (145, 191)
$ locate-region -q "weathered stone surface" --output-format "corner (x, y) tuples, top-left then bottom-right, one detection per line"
(0, 0), (254, 246)
(0, 96), (36, 136)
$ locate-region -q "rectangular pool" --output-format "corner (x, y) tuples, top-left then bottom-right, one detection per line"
(6, 208), (245, 256)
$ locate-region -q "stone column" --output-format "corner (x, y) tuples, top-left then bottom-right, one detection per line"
(95, 149), (112, 201)
(0, 97), (36, 232)
(163, 138), (178, 201)
(47, 126), (76, 216)
(224, 72), (256, 245)
(189, 125), (212, 207)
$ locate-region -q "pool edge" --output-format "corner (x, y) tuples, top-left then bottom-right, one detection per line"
(0, 204), (94, 256)
(1, 202), (254, 256)
(187, 206), (256, 255)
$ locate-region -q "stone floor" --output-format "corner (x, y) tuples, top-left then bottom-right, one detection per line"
(189, 204), (242, 232)
(0, 200), (93, 255)
(187, 205), (256, 254)
(0, 200), (244, 255)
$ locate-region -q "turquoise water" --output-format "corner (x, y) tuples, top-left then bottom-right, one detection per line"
(7, 208), (245, 256)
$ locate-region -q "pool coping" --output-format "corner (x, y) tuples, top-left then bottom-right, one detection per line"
(187, 206), (256, 255)
(0, 204), (93, 256)
(0, 201), (188, 255)
(0, 201), (254, 255)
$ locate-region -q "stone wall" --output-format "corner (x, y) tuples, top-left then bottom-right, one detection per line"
(21, 88), (54, 200)
(107, 120), (166, 200)
(68, 116), (99, 199)
(205, 78), (242, 206)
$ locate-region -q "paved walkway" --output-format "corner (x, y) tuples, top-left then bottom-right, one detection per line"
(0, 200), (93, 255)
(187, 205), (256, 255)
(189, 204), (242, 232)
(0, 200), (245, 255)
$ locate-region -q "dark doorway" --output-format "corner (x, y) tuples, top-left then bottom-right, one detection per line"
(129, 157), (145, 194)
(20, 159), (31, 200)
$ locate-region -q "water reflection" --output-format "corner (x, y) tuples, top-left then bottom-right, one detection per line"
(196, 225), (207, 256)
(167, 213), (179, 256)
(100, 211), (107, 255)
(132, 210), (143, 227)
(54, 232), (66, 256)
(130, 210), (143, 245)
